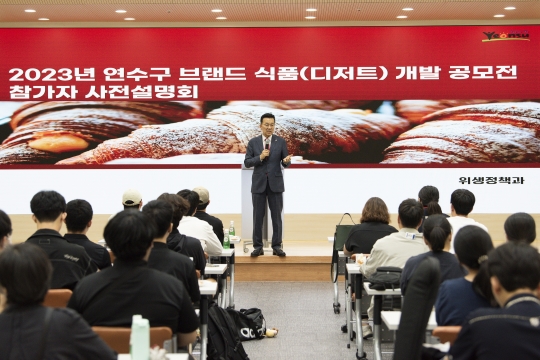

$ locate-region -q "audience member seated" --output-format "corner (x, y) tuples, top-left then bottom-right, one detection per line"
(359, 198), (429, 337)
(64, 199), (111, 270)
(193, 186), (224, 244)
(143, 200), (201, 303)
(158, 193), (206, 277)
(67, 210), (199, 347)
(435, 226), (494, 326)
(447, 189), (488, 253)
(0, 209), (11, 251)
(0, 243), (116, 359)
(504, 212), (536, 245)
(343, 197), (397, 256)
(447, 242), (540, 360)
(122, 188), (143, 211)
(401, 215), (464, 294)
(26, 191), (96, 290)
(178, 189), (223, 256)
(418, 185), (448, 233)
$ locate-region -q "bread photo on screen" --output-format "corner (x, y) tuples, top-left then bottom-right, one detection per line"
(0, 101), (203, 164)
(382, 102), (540, 163)
(57, 105), (411, 165)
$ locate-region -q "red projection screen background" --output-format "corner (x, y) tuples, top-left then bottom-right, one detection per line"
(0, 26), (538, 166)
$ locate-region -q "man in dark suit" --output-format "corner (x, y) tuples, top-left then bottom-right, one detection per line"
(244, 113), (293, 257)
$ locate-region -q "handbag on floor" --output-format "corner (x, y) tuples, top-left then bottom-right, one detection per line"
(227, 308), (266, 341)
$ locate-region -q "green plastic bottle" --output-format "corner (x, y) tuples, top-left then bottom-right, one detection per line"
(223, 229), (230, 249)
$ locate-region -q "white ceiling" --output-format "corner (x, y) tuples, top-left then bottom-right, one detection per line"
(0, 0), (539, 27)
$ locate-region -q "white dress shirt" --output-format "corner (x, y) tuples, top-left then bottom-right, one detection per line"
(179, 216), (223, 256)
(447, 216), (489, 253)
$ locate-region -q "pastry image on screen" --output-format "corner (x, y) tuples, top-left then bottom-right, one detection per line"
(0, 99), (537, 165)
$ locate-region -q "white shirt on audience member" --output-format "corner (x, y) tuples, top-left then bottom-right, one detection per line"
(447, 217), (488, 253)
(360, 228), (429, 278)
(179, 216), (223, 256)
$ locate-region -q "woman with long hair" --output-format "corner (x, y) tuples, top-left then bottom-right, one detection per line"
(435, 225), (495, 325)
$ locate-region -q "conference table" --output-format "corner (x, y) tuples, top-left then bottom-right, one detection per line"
(228, 236), (242, 309)
(204, 263), (228, 308)
(199, 279), (218, 360)
(380, 310), (437, 331)
(363, 282), (402, 360)
(345, 263), (365, 359)
(118, 355), (189, 360)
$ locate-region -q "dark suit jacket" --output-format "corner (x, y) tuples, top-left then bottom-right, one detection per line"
(244, 134), (290, 193)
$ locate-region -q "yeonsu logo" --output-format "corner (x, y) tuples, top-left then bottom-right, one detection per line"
(483, 30), (530, 42)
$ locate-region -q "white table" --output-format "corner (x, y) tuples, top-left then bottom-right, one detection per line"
(204, 263), (228, 308)
(199, 280), (218, 360)
(345, 263), (365, 358)
(219, 248), (236, 308)
(118, 355), (189, 360)
(363, 282), (402, 360)
(381, 310), (437, 331)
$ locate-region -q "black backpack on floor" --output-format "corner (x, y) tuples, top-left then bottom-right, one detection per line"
(207, 303), (250, 360)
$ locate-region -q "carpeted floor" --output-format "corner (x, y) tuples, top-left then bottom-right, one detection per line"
(216, 281), (395, 360)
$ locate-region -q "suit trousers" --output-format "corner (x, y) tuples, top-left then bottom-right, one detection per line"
(252, 179), (283, 250)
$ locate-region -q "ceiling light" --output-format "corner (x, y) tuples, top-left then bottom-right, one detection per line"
(306, 8), (317, 12)
(25, 9), (36, 13)
(211, 9), (222, 13)
(504, 6), (516, 10)
(38, 18), (49, 20)
(124, 17), (135, 20)
(494, 14), (505, 17)
(115, 10), (127, 13)
(402, 8), (414, 11)
(396, 15), (408, 19)
(216, 17), (227, 20)
(305, 16), (316, 19)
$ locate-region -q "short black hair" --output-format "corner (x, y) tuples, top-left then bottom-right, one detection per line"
(426, 201), (442, 216)
(504, 212), (536, 244)
(488, 242), (540, 292)
(104, 210), (156, 262)
(0, 209), (12, 239)
(30, 190), (66, 222)
(0, 243), (52, 305)
(418, 185), (439, 206)
(398, 199), (424, 229)
(142, 200), (174, 238)
(177, 189), (199, 216)
(423, 215), (451, 252)
(260, 113), (275, 124)
(65, 199), (93, 232)
(450, 189), (475, 216)
(157, 193), (189, 229)
(197, 202), (209, 211)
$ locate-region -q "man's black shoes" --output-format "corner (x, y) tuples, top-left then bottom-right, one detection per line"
(251, 248), (264, 257)
(273, 248), (286, 257)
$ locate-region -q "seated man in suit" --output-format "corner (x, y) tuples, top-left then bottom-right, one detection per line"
(64, 199), (111, 270)
(26, 190), (96, 290)
(448, 242), (540, 359)
(143, 199), (200, 303)
(67, 210), (199, 347)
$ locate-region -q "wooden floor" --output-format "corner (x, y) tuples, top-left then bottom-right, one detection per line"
(234, 240), (334, 282)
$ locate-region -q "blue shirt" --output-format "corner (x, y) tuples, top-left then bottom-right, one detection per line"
(435, 277), (491, 325)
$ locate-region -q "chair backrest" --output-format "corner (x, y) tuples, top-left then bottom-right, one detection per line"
(393, 256), (440, 360)
(432, 326), (461, 345)
(92, 326), (173, 354)
(42, 289), (72, 308)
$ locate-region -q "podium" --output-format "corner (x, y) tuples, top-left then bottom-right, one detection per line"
(241, 165), (284, 254)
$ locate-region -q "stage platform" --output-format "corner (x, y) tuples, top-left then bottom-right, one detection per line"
(234, 240), (334, 282)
